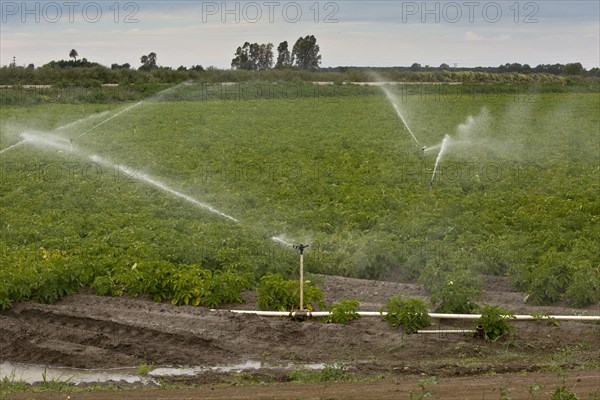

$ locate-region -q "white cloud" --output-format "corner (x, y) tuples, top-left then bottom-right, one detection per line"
(0, 1), (597, 69)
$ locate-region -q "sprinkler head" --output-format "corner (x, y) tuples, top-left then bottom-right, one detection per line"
(293, 244), (309, 254)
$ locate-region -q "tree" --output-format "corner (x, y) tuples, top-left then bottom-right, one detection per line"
(439, 63), (450, 70)
(69, 49), (78, 61)
(256, 43), (274, 70)
(276, 41), (292, 68)
(292, 35), (321, 70)
(140, 52), (157, 71)
(410, 63), (421, 71)
(564, 62), (583, 76)
(231, 42), (273, 71)
(111, 63), (131, 70)
(231, 42), (251, 70)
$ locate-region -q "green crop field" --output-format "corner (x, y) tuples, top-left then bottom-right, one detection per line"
(1, 83), (598, 309)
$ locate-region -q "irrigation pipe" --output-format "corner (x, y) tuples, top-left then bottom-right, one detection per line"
(416, 330), (477, 334)
(222, 310), (600, 321)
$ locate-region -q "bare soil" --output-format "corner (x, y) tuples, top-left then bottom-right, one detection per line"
(2, 273), (599, 399)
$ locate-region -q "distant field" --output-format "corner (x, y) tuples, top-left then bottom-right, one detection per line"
(0, 83), (598, 308)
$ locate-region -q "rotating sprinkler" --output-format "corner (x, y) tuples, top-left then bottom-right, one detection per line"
(293, 244), (309, 311)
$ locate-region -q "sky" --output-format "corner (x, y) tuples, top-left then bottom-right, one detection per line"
(1, 0), (599, 69)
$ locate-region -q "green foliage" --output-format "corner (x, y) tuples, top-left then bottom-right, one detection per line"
(409, 376), (438, 400)
(382, 295), (431, 333)
(325, 299), (361, 324)
(1, 88), (599, 310)
(421, 267), (481, 313)
(531, 312), (560, 327)
(477, 304), (515, 341)
(564, 265), (600, 308)
(550, 386), (579, 400)
(494, 385), (512, 400)
(257, 274), (325, 311)
(288, 363), (348, 382)
(91, 276), (115, 296)
(136, 362), (154, 376)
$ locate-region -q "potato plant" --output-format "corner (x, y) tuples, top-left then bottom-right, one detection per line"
(382, 295), (431, 333)
(257, 273), (325, 311)
(325, 299), (361, 324)
(1, 87), (599, 309)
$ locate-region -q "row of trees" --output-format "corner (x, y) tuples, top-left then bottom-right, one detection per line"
(399, 62), (597, 76)
(6, 46), (598, 77)
(231, 35), (321, 71)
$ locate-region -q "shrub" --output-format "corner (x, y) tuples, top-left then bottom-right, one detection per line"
(382, 295), (431, 333)
(325, 299), (361, 324)
(476, 304), (514, 341)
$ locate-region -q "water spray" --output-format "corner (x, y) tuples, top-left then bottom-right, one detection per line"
(374, 80), (421, 146)
(0, 140), (26, 154)
(293, 244), (309, 311)
(74, 101), (143, 140)
(89, 153), (240, 223)
(272, 236), (293, 247)
(430, 134), (451, 189)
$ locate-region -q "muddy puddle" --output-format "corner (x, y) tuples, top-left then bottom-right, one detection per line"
(0, 361), (326, 385)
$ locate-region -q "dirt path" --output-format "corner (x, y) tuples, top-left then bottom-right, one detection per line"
(6, 371), (600, 400)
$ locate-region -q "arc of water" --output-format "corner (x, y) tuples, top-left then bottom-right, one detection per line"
(74, 101), (143, 140)
(390, 101), (420, 145)
(71, 81), (187, 141)
(430, 135), (450, 185)
(0, 140), (26, 154)
(271, 236), (294, 247)
(89, 154), (240, 223)
(378, 84), (420, 145)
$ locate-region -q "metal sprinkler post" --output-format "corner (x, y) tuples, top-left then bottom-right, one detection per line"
(293, 244), (309, 311)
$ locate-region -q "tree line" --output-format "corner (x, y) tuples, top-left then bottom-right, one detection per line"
(5, 38), (598, 78)
(230, 35), (321, 71)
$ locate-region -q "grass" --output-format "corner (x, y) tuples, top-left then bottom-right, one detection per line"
(288, 363), (349, 383)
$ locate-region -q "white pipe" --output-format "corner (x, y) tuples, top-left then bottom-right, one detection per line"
(417, 330), (477, 334)
(223, 310), (600, 321)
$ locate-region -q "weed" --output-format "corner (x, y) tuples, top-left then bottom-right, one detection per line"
(409, 376), (438, 400)
(494, 384), (512, 400)
(137, 362), (154, 376)
(288, 363), (348, 383)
